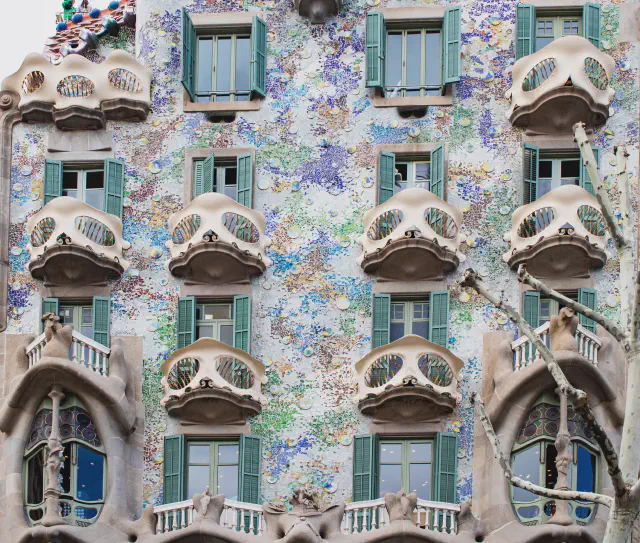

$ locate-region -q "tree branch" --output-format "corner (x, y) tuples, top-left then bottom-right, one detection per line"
(462, 269), (628, 498)
(472, 393), (613, 508)
(517, 265), (630, 347)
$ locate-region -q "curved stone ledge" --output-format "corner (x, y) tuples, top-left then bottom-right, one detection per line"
(358, 385), (457, 423)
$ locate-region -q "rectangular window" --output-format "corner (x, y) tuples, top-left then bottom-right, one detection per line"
(385, 28), (442, 98)
(59, 303), (94, 338)
(379, 439), (433, 500)
(195, 302), (234, 346)
(196, 33), (252, 103)
(390, 298), (430, 342)
(193, 160), (239, 200)
(186, 440), (240, 499)
(62, 167), (105, 211)
(393, 159), (431, 194)
(536, 153), (581, 199)
(535, 14), (582, 51)
(539, 291), (578, 325)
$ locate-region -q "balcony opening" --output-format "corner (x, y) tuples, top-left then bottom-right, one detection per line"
(62, 164), (105, 211)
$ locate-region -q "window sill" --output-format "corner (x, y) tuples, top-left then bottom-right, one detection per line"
(372, 93), (452, 109)
(183, 91), (262, 113)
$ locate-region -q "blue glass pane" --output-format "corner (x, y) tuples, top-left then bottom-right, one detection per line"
(76, 506), (98, 519)
(517, 505), (539, 519)
(235, 37), (251, 91)
(512, 445), (540, 502)
(386, 32), (402, 90)
(575, 505), (592, 519)
(576, 446), (596, 493)
(76, 445), (104, 501)
(197, 38), (213, 96)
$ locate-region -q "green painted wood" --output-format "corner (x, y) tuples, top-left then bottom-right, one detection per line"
(366, 12), (385, 89)
(516, 5), (536, 59)
(372, 294), (391, 349)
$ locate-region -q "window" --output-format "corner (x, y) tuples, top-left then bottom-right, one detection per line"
(182, 10), (267, 103)
(365, 9), (460, 97)
(522, 145), (599, 204)
(535, 15), (582, 51)
(377, 147), (445, 204)
(511, 394), (599, 525)
(177, 295), (251, 352)
(24, 395), (106, 527)
(44, 159), (125, 218)
(373, 292), (449, 349)
(191, 153), (253, 207)
(379, 439), (433, 500)
(187, 441), (240, 498)
(59, 303), (94, 338)
(42, 297), (111, 348)
(522, 289), (596, 334)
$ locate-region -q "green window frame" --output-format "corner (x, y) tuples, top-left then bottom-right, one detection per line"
(379, 438), (434, 500)
(61, 166), (106, 211)
(44, 297), (110, 349)
(58, 303), (94, 338)
(195, 301), (234, 345)
(537, 153), (582, 198)
(186, 439), (240, 500)
(193, 153), (253, 206)
(390, 299), (430, 342)
(535, 14), (582, 51)
(393, 159), (431, 193)
(193, 159), (238, 199)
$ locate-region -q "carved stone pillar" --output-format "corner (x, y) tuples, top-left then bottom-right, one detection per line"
(42, 386), (68, 527)
(548, 388), (573, 526)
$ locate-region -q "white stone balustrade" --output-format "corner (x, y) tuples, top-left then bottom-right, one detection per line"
(27, 196), (131, 271)
(511, 321), (602, 370)
(26, 330), (111, 375)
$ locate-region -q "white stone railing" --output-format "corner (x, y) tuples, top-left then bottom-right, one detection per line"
(26, 196), (130, 271)
(357, 188), (466, 266)
(1, 49), (151, 111)
(165, 192), (272, 267)
(354, 335), (463, 403)
(506, 35), (614, 122)
(160, 338), (267, 407)
(503, 185), (608, 262)
(511, 321), (602, 369)
(26, 330), (111, 375)
(154, 497), (460, 535)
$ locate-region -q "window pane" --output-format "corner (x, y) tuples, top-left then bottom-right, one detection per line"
(60, 443), (72, 495)
(76, 445), (104, 501)
(539, 300), (552, 324)
(394, 163), (408, 193)
(561, 159), (580, 186)
(380, 443), (402, 463)
(62, 171), (78, 199)
(188, 465), (210, 498)
(564, 20), (580, 35)
(27, 451), (44, 504)
(224, 167), (237, 200)
(216, 37), (232, 98)
(82, 308), (92, 324)
(409, 463), (431, 499)
(405, 32), (422, 95)
(576, 446), (596, 493)
(545, 444), (558, 489)
(538, 160), (552, 178)
(512, 446), (541, 502)
(391, 304), (405, 321)
(85, 190), (104, 211)
(197, 38), (213, 100)
(425, 32), (441, 91)
(59, 307), (74, 326)
(216, 465), (238, 499)
(409, 442), (432, 462)
(81, 325), (93, 338)
(196, 305), (203, 320)
(415, 163), (430, 184)
(536, 36), (554, 50)
(386, 32), (403, 90)
(390, 322), (405, 342)
(220, 324), (234, 346)
(413, 302), (429, 320)
(197, 325), (214, 339)
(412, 320), (429, 339)
(189, 444), (210, 464)
(204, 305), (231, 320)
(85, 171), (104, 190)
(218, 444), (239, 464)
(379, 464), (402, 496)
(235, 37), (251, 91)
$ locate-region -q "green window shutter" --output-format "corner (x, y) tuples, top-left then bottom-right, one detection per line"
(104, 158), (125, 218)
(42, 298), (59, 331)
(365, 12), (385, 89)
(177, 296), (196, 349)
(233, 295), (251, 353)
(193, 160), (204, 198)
(523, 144), (539, 204)
(516, 5), (536, 60)
(434, 432), (458, 503)
(580, 147), (599, 196)
(353, 434), (379, 502)
(44, 160), (63, 204)
(372, 294), (390, 349)
(239, 435), (262, 504)
(163, 434), (185, 504)
(251, 16), (267, 99)
(523, 291), (540, 328)
(236, 154), (253, 208)
(92, 296), (111, 349)
(578, 288), (597, 333)
(583, 3), (602, 49)
(429, 290), (450, 348)
(430, 144), (445, 199)
(181, 8), (197, 101)
(442, 7), (461, 84)
(378, 152), (395, 205)
(202, 153), (215, 195)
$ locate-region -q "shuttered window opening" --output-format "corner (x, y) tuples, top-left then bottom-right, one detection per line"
(41, 297), (110, 348)
(192, 153), (253, 207)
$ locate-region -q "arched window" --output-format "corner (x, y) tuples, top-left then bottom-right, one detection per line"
(24, 395), (106, 527)
(511, 392), (599, 526)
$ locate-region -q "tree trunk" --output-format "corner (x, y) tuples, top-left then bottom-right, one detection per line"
(603, 504), (638, 543)
(620, 348), (640, 484)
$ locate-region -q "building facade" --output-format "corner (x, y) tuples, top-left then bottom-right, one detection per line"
(0, 0), (636, 541)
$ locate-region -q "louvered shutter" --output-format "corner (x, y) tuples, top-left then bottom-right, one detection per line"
(104, 158), (125, 218)
(378, 152), (395, 205)
(202, 153), (215, 195)
(583, 3), (602, 49)
(193, 160), (204, 198)
(163, 434), (185, 504)
(523, 291), (540, 328)
(372, 294), (390, 349)
(92, 296), (111, 348)
(177, 296), (196, 349)
(181, 8), (197, 101)
(442, 7), (461, 84)
(430, 144), (445, 199)
(353, 434), (378, 502)
(42, 298), (59, 331)
(435, 432), (458, 504)
(429, 291), (450, 348)
(523, 144), (539, 204)
(44, 160), (63, 204)
(578, 288), (597, 334)
(233, 295), (251, 353)
(580, 147), (599, 196)
(366, 12), (385, 89)
(239, 435), (262, 533)
(251, 16), (267, 98)
(236, 154), (253, 208)
(516, 5), (536, 59)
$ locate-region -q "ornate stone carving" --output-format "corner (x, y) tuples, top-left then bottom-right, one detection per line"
(41, 313), (73, 359)
(550, 307), (579, 352)
(42, 386), (68, 527)
(385, 490), (418, 522)
(193, 487), (225, 524)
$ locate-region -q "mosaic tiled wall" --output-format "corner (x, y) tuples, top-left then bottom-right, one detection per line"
(6, 0), (638, 511)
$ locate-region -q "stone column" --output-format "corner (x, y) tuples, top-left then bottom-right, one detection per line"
(42, 386), (68, 527)
(547, 388), (573, 526)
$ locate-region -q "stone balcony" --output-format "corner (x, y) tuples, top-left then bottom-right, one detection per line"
(354, 335), (463, 423)
(357, 188), (466, 281)
(506, 36), (614, 135)
(1, 49), (151, 130)
(160, 338), (267, 425)
(166, 192), (272, 285)
(503, 185), (607, 278)
(27, 196), (130, 286)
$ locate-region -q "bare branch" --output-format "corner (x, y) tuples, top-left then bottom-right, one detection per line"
(517, 265), (630, 347)
(633, 275), (640, 344)
(472, 393), (613, 508)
